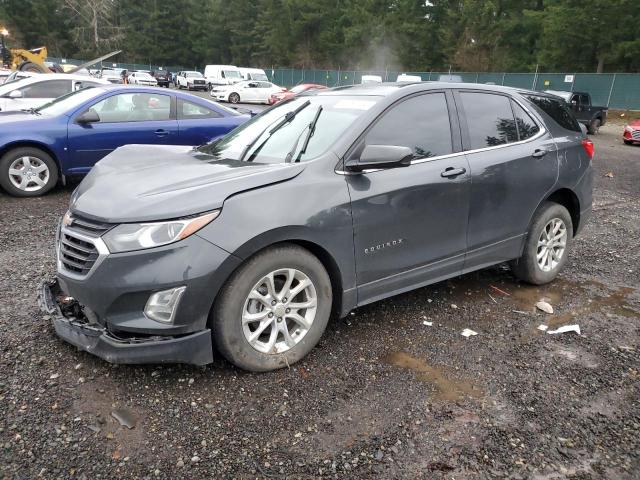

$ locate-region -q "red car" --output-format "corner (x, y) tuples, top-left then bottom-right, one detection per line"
(623, 120), (640, 145)
(268, 83), (328, 105)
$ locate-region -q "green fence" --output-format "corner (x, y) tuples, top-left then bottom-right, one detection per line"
(267, 69), (640, 110)
(46, 57), (640, 110)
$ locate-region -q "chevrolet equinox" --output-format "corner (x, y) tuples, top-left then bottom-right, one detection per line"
(40, 82), (594, 372)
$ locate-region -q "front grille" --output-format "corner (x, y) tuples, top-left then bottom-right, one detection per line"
(632, 130), (640, 139)
(58, 214), (112, 277)
(60, 233), (99, 275)
(194, 79), (205, 84)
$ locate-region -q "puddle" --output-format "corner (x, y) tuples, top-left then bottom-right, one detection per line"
(384, 352), (483, 401)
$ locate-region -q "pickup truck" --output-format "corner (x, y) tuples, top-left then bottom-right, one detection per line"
(545, 90), (607, 134)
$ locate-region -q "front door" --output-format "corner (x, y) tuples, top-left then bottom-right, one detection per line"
(346, 91), (471, 304)
(67, 91), (178, 174)
(454, 90), (558, 271)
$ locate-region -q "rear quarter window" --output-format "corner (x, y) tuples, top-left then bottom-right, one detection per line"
(525, 95), (581, 132)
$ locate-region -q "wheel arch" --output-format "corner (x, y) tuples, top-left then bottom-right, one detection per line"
(213, 232), (350, 322)
(0, 141), (61, 175)
(543, 188), (581, 235)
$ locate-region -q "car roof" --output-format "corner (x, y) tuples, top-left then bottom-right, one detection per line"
(0, 73), (110, 91)
(317, 81), (543, 98)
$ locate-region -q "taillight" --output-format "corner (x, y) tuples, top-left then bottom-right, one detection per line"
(581, 138), (594, 159)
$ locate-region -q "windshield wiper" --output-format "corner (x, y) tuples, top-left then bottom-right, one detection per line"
(21, 108), (41, 116)
(239, 100), (311, 162)
(285, 106), (323, 163)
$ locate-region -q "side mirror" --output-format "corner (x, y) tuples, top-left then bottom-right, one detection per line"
(7, 89), (23, 99)
(345, 145), (414, 172)
(76, 110), (100, 124)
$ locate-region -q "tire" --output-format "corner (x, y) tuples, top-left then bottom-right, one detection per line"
(510, 202), (573, 285)
(212, 244), (332, 372)
(0, 147), (59, 197)
(588, 118), (601, 135)
(623, 139), (633, 145)
(229, 92), (240, 104)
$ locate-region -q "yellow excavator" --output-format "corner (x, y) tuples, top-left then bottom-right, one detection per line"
(1, 31), (121, 74)
(4, 46), (52, 72)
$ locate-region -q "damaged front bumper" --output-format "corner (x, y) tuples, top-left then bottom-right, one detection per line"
(38, 278), (213, 365)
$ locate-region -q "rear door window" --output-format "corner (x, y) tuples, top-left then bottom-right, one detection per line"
(365, 93), (453, 158)
(178, 99), (221, 119)
(512, 102), (540, 141)
(459, 92), (518, 149)
(525, 95), (581, 132)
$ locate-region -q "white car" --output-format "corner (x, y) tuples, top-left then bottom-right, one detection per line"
(128, 71), (158, 86)
(210, 80), (284, 104)
(361, 75), (383, 84)
(176, 71), (208, 91)
(0, 73), (110, 113)
(396, 74), (422, 82)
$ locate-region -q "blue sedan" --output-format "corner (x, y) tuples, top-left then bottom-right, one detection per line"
(0, 85), (250, 196)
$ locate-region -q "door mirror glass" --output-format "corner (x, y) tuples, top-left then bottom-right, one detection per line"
(346, 145), (413, 172)
(7, 89), (23, 99)
(76, 110), (100, 124)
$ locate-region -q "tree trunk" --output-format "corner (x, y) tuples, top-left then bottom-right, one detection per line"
(597, 56), (604, 73)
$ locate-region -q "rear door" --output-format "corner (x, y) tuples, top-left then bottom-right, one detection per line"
(347, 91), (471, 304)
(67, 91), (178, 174)
(455, 90), (557, 271)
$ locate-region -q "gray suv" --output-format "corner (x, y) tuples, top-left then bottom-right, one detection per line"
(40, 82), (594, 372)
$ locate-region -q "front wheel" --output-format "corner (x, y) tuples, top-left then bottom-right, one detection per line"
(229, 92), (240, 104)
(623, 139), (633, 145)
(0, 147), (59, 197)
(212, 244), (332, 372)
(510, 202), (573, 285)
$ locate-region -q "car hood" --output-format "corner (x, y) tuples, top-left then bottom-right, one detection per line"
(70, 144), (306, 224)
(628, 119), (640, 128)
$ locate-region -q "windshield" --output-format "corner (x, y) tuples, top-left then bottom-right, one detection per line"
(224, 70), (242, 79)
(35, 87), (105, 116)
(186, 72), (203, 78)
(290, 85), (307, 94)
(198, 95), (380, 164)
(251, 73), (268, 81)
(136, 73), (153, 79)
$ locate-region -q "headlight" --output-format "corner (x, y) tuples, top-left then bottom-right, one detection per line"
(103, 211), (219, 253)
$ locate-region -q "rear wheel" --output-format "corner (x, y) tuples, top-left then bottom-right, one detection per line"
(510, 202), (573, 285)
(212, 244), (332, 372)
(0, 147), (58, 197)
(588, 118), (601, 135)
(229, 92), (240, 104)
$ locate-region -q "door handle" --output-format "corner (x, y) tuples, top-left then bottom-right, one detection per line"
(440, 167), (467, 178)
(532, 148), (547, 158)
(154, 129), (169, 137)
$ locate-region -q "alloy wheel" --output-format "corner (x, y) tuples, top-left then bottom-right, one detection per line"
(536, 218), (567, 272)
(8, 156), (50, 192)
(242, 268), (318, 354)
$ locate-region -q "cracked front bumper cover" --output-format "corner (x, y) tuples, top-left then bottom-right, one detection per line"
(38, 278), (213, 365)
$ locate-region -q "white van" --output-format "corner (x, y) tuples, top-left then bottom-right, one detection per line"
(204, 65), (243, 88)
(361, 75), (383, 84)
(239, 67), (269, 81)
(396, 74), (422, 82)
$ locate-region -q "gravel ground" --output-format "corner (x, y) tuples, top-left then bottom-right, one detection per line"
(1, 124), (639, 479)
